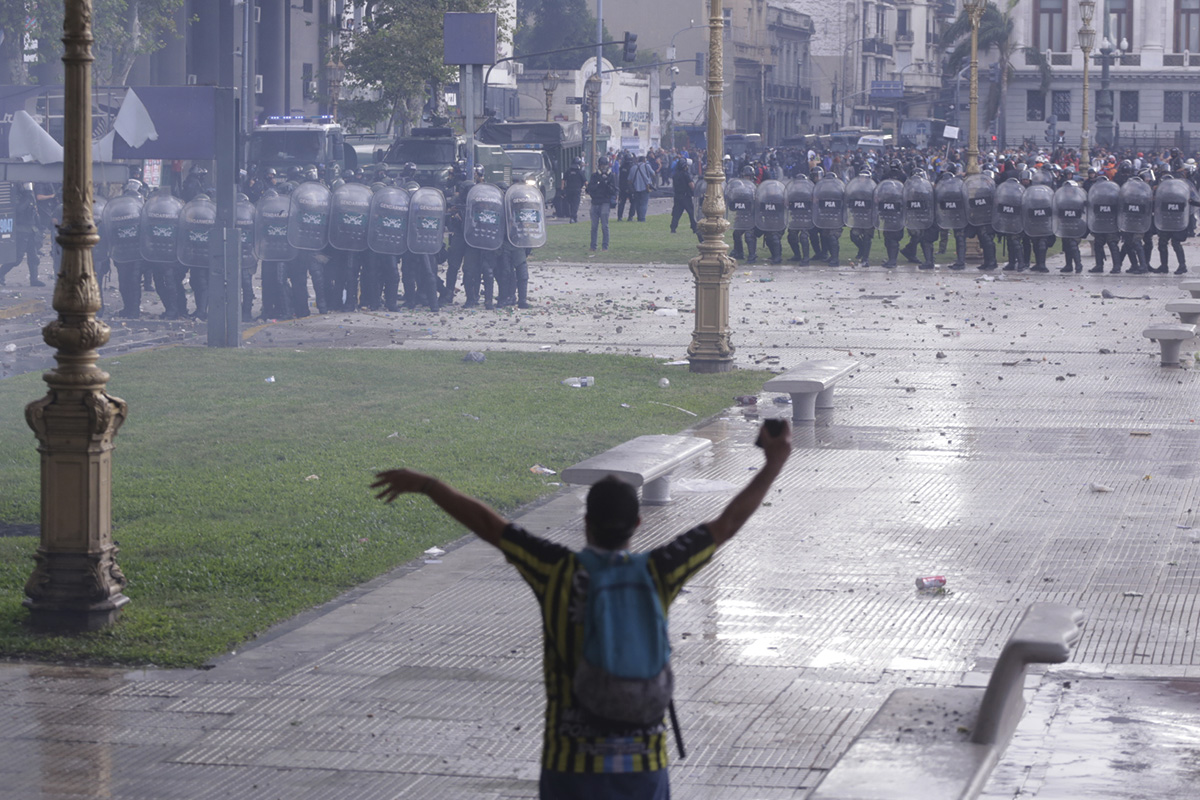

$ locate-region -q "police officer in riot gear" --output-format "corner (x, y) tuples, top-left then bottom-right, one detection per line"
(1053, 180), (1088, 274)
(785, 173), (815, 264)
(845, 171), (876, 268)
(0, 183), (45, 287)
(1086, 176), (1122, 273)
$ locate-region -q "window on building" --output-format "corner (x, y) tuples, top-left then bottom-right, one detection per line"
(1109, 0), (1132, 48)
(1034, 0), (1067, 52)
(1166, 91), (1184, 122)
(1120, 91), (1139, 122)
(302, 0), (313, 11)
(877, 7), (886, 37)
(897, 10), (910, 36)
(1188, 91), (1200, 122)
(1179, 0), (1200, 52)
(302, 63), (313, 100)
(1027, 90), (1046, 121)
(1052, 90), (1071, 121)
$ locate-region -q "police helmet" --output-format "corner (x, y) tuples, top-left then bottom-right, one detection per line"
(810, 166), (825, 180)
(598, 157), (610, 169)
(1118, 159), (1133, 174)
(1019, 168), (1033, 183)
(1138, 169), (1155, 182)
(912, 169), (927, 180)
(264, 167), (278, 178)
(330, 178), (345, 189)
(858, 169), (873, 178)
(124, 179), (143, 194)
(741, 166), (755, 178)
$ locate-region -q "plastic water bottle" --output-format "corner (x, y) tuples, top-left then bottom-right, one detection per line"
(561, 376), (594, 388)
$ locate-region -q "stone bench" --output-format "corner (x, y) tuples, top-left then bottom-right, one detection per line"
(560, 434), (712, 506)
(763, 359), (860, 423)
(1166, 299), (1200, 325)
(809, 603), (1085, 800)
(1142, 322), (1197, 366)
(1180, 279), (1200, 298)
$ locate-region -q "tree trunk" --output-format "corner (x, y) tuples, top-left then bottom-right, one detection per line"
(0, 22), (30, 85)
(108, 0), (143, 86)
(998, 48), (1010, 149)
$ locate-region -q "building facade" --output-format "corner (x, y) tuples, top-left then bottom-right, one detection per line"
(1005, 0), (1200, 153)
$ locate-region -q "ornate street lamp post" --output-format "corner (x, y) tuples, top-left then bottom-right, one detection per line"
(542, 71), (559, 122)
(687, 0), (735, 373)
(24, 0), (130, 631)
(963, 0), (985, 175)
(1079, 0), (1095, 166)
(326, 55), (345, 122)
(1096, 37), (1127, 150)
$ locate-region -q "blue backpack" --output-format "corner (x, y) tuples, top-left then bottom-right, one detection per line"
(573, 549), (674, 729)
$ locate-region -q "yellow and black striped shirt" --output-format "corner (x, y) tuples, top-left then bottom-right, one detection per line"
(499, 523), (716, 773)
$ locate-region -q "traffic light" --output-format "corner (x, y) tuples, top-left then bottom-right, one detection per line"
(1044, 114), (1057, 144)
(660, 88), (672, 112)
(695, 52), (705, 75)
(623, 31), (637, 62)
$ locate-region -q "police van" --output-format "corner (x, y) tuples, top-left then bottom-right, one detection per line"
(248, 115), (358, 179)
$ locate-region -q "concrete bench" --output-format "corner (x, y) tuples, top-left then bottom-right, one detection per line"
(809, 603), (1085, 800)
(560, 434), (712, 505)
(1180, 279), (1200, 298)
(763, 359), (860, 423)
(1142, 322), (1197, 366)
(1166, 299), (1200, 325)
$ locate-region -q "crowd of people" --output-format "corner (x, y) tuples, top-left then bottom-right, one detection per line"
(593, 141), (1199, 275)
(8, 161), (547, 322)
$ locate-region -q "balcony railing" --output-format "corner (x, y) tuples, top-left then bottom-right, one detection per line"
(861, 39), (894, 57)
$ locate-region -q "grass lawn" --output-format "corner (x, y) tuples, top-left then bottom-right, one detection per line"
(0, 348), (766, 667)
(534, 211), (1060, 265)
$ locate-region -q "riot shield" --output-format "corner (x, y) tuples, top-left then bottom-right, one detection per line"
(843, 175), (876, 229)
(935, 175), (967, 230)
(505, 183), (548, 248)
(1154, 177), (1191, 233)
(177, 195), (217, 268)
(874, 179), (905, 232)
(367, 186), (410, 255)
(1030, 169), (1055, 187)
(93, 196), (110, 266)
(754, 179), (787, 233)
(463, 183), (505, 250)
(287, 180), (331, 251)
(1052, 183), (1089, 239)
(236, 195), (257, 269)
(254, 191), (297, 262)
(902, 175), (935, 230)
(1118, 178), (1153, 234)
(408, 186), (447, 255)
(726, 178), (755, 231)
(991, 180), (1025, 235)
(1022, 184), (1055, 237)
(328, 182), (373, 251)
(813, 175), (846, 230)
(963, 173), (995, 227)
(1087, 180), (1120, 234)
(785, 177), (814, 230)
(103, 194), (143, 264)
(139, 192), (185, 263)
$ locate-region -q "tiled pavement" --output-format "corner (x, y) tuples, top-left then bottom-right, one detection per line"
(4, 243), (1200, 798)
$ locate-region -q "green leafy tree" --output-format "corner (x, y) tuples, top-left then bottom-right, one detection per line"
(339, 0), (505, 134)
(514, 0), (597, 70)
(941, 0), (1049, 148)
(3, 1), (186, 86)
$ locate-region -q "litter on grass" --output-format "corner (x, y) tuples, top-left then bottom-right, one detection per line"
(530, 464), (556, 475)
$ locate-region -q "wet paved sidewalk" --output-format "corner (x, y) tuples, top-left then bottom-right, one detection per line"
(4, 243), (1200, 798)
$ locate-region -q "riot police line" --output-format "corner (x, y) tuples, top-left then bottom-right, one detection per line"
(721, 160), (1199, 275)
(94, 171), (549, 321)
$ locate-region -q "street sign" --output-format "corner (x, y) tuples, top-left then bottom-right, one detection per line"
(870, 80), (904, 100)
(567, 96), (583, 105)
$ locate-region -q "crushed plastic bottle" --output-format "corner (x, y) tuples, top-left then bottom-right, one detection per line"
(561, 376), (595, 388)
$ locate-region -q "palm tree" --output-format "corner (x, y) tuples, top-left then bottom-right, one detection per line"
(941, 0), (1051, 149)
